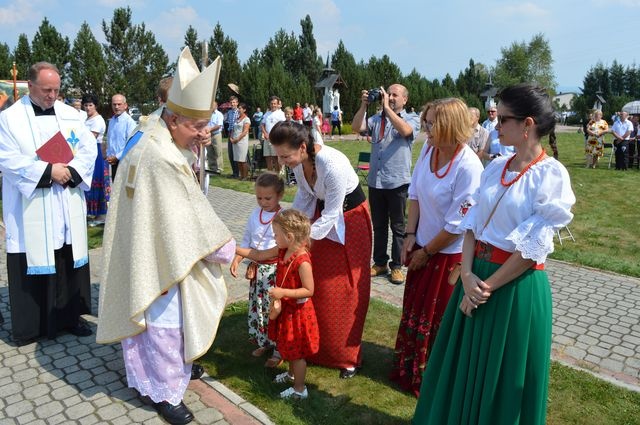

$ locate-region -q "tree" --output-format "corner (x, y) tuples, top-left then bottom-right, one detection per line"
(573, 63), (610, 118)
(441, 73), (457, 94)
(261, 29), (299, 71)
(296, 15), (323, 87)
(31, 18), (70, 83)
(70, 22), (107, 102)
(102, 7), (169, 110)
(609, 60), (625, 96)
(13, 34), (31, 81)
(183, 25), (203, 66)
(240, 49), (270, 111)
(624, 65), (640, 99)
(0, 43), (12, 80)
(365, 55), (402, 90)
(208, 23), (242, 101)
(455, 58), (489, 97)
(493, 33), (555, 91)
(400, 68), (432, 112)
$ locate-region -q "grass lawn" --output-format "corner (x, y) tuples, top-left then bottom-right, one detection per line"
(209, 131), (640, 277)
(201, 300), (640, 425)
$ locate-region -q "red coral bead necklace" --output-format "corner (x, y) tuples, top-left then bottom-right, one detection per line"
(500, 149), (546, 187)
(433, 144), (462, 179)
(259, 207), (281, 225)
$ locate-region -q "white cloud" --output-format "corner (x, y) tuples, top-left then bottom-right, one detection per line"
(147, 6), (210, 57)
(0, 0), (37, 26)
(496, 2), (550, 17)
(289, 0), (341, 55)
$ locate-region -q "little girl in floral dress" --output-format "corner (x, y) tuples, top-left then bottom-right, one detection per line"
(230, 173), (284, 367)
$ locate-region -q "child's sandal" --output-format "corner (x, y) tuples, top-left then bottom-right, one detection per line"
(251, 346), (271, 357)
(280, 386), (308, 399)
(264, 352), (283, 368)
(273, 372), (294, 384)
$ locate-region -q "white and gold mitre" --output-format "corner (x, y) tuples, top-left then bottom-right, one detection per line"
(166, 47), (221, 120)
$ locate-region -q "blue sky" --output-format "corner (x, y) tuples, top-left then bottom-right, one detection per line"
(0, 0), (638, 91)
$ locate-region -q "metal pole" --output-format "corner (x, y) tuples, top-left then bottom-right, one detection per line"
(199, 42), (208, 193)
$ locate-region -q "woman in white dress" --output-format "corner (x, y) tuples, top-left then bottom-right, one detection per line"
(414, 83), (576, 424)
(310, 107), (324, 145)
(230, 103), (251, 180)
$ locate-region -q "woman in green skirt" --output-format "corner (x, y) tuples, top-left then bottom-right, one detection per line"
(413, 84), (576, 425)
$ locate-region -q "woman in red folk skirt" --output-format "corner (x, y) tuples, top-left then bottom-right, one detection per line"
(390, 98), (483, 396)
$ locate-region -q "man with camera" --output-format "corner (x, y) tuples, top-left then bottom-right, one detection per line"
(352, 84), (420, 285)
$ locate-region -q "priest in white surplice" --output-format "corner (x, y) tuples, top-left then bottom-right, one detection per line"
(0, 62), (96, 345)
(96, 48), (233, 425)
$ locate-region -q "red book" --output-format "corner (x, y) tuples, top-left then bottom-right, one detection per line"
(36, 131), (74, 164)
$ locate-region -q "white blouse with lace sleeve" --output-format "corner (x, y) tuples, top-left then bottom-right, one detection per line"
(459, 155), (575, 264)
(292, 145), (360, 243)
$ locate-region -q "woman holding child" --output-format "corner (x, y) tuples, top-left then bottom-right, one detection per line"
(269, 121), (372, 379)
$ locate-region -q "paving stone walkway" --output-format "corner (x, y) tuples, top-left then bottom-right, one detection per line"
(1, 185), (638, 424)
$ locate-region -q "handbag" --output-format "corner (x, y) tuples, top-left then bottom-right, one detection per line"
(268, 259), (295, 321)
(269, 299), (281, 320)
(245, 262), (257, 280)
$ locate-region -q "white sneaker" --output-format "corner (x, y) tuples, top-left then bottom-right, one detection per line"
(273, 372), (294, 384)
(279, 386), (308, 399)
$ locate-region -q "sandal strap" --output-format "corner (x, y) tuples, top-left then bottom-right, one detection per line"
(273, 372), (294, 383)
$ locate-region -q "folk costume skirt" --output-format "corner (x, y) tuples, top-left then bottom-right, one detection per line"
(85, 144), (111, 216)
(390, 252), (460, 397)
(413, 257), (552, 425)
(307, 201), (372, 369)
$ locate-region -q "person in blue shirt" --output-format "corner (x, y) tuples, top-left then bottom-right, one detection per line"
(106, 94), (136, 180)
(352, 84), (420, 285)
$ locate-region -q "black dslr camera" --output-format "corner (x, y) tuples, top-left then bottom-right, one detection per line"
(367, 88), (382, 103)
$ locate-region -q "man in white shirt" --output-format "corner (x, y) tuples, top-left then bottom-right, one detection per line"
(106, 93), (136, 179)
(302, 103), (313, 128)
(0, 62), (96, 345)
(611, 111), (634, 170)
(260, 95), (285, 173)
(207, 101), (224, 174)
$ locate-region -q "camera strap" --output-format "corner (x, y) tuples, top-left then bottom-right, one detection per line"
(379, 111), (386, 139)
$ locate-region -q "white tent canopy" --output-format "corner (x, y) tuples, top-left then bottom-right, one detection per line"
(621, 100), (640, 115)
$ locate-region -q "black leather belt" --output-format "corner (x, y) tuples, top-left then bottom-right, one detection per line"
(317, 183), (366, 213)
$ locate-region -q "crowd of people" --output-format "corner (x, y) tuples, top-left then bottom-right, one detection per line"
(0, 48), (577, 424)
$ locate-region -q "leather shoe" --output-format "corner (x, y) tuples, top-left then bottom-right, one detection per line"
(190, 363), (204, 380)
(154, 401), (194, 425)
(339, 367), (360, 379)
(389, 268), (405, 285)
(69, 323), (92, 337)
(14, 337), (36, 347)
(370, 264), (389, 277)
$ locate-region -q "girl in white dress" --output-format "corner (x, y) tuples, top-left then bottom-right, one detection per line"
(230, 172), (284, 367)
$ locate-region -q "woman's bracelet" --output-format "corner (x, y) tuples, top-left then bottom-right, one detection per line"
(403, 232), (415, 238)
